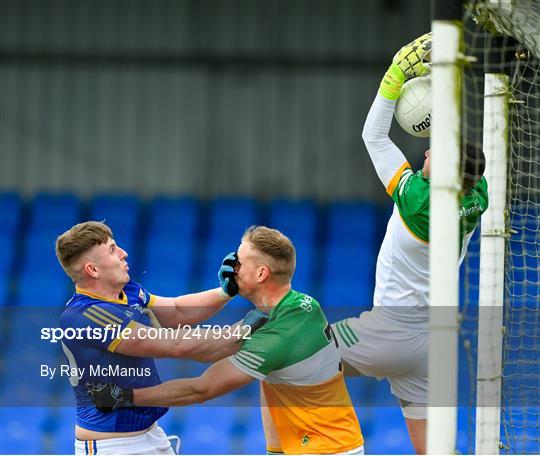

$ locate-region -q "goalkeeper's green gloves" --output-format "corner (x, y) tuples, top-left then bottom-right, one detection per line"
(379, 32), (432, 101)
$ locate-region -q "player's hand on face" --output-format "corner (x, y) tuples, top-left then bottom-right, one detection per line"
(218, 252), (239, 297)
(242, 309), (269, 334)
(86, 382), (134, 412)
(393, 32), (432, 80)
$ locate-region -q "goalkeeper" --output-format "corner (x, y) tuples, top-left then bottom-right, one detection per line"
(332, 33), (489, 454)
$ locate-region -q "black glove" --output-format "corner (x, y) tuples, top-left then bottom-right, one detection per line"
(218, 252), (239, 297)
(86, 382), (134, 412)
(242, 309), (269, 334)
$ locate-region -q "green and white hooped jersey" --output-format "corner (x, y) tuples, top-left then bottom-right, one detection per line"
(230, 290), (339, 384)
(375, 163), (489, 316)
(230, 290), (363, 454)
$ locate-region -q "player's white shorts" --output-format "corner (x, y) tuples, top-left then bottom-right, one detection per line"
(332, 306), (428, 405)
(293, 445), (364, 455)
(75, 423), (180, 455)
(342, 444), (365, 454)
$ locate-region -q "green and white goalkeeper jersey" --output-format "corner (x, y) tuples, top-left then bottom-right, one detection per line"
(229, 290), (363, 454)
(378, 164), (488, 316)
(362, 94), (489, 318)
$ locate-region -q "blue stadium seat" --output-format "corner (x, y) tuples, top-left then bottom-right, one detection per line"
(0, 274), (8, 307)
(149, 196), (199, 239)
(158, 408), (186, 440)
(201, 239), (237, 286)
(0, 192), (22, 236)
(0, 234), (15, 275)
(323, 241), (376, 276)
(29, 193), (81, 235)
(290, 240), (315, 293)
(49, 407), (76, 454)
(235, 407), (265, 454)
(180, 406), (235, 454)
(268, 199), (318, 244)
(145, 236), (194, 278)
(321, 241), (376, 309)
(21, 232), (67, 277)
(362, 407), (413, 454)
(2, 310), (61, 406)
(319, 277), (373, 319)
(455, 406), (474, 454)
(140, 271), (190, 297)
(0, 407), (48, 454)
(241, 427), (267, 454)
(207, 197), (258, 245)
(5, 308), (60, 357)
(89, 194), (139, 251)
(16, 271), (70, 306)
(327, 201), (378, 244)
(1, 370), (56, 409)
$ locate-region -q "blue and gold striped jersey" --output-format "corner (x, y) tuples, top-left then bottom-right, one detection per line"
(60, 280), (168, 432)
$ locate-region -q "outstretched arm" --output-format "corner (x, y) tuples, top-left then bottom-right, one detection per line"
(150, 289), (230, 328)
(113, 310), (268, 363)
(134, 358), (253, 406)
(362, 95), (409, 191)
(87, 358), (254, 409)
(113, 322), (244, 363)
(362, 33), (431, 192)
(149, 252), (239, 327)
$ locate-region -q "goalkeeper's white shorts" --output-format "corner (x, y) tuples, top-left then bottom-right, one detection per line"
(75, 422), (180, 455)
(332, 306), (428, 405)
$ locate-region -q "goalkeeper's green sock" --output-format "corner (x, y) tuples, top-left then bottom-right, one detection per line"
(378, 63), (405, 101)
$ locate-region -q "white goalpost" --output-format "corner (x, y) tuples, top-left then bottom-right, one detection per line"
(475, 73), (509, 455)
(427, 2), (463, 453)
(429, 0), (539, 453)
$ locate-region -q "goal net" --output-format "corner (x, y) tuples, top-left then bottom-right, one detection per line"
(459, 1), (539, 453)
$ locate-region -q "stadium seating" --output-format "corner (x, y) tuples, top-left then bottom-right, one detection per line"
(4, 193), (527, 454)
(142, 235), (194, 295)
(268, 199), (318, 244)
(0, 192), (22, 236)
(327, 201), (379, 245)
(180, 406), (236, 454)
(89, 194), (140, 255)
(0, 407), (48, 454)
(206, 197), (258, 246)
(89, 194), (139, 233)
(28, 193), (81, 235)
(362, 407), (414, 454)
(148, 196), (199, 239)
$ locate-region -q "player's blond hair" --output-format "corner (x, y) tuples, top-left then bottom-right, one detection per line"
(242, 225), (296, 285)
(55, 221), (112, 282)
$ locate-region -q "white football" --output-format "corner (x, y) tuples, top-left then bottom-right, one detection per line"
(394, 75), (432, 138)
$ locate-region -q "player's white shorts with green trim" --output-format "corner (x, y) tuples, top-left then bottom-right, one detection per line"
(332, 306), (428, 405)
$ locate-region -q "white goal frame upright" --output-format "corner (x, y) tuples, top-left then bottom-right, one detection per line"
(427, 16), (463, 456)
(474, 74), (509, 455)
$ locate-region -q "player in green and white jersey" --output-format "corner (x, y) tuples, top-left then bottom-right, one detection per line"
(87, 226), (364, 455)
(332, 33), (489, 454)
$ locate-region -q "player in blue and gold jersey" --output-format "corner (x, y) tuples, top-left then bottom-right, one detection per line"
(56, 221), (251, 455)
